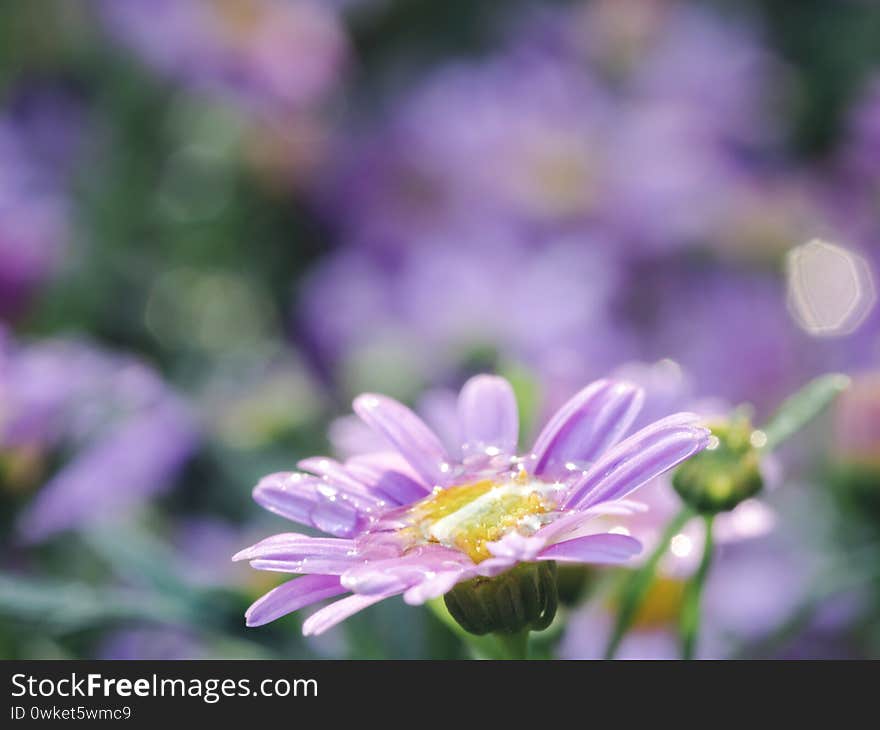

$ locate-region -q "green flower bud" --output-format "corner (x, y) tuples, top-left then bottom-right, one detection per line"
(672, 417), (764, 514)
(443, 561), (558, 636)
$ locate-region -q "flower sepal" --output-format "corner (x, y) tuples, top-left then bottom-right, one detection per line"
(443, 561), (558, 636)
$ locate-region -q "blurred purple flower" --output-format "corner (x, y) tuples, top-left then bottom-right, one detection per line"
(299, 226), (631, 397)
(235, 374), (709, 632)
(590, 0), (783, 254)
(319, 0), (783, 257)
(700, 534), (818, 654)
(559, 531), (824, 659)
(0, 91), (82, 320)
(839, 75), (880, 188)
(640, 267), (807, 414)
(98, 627), (206, 660)
(100, 0), (348, 115)
(174, 517), (269, 589)
(620, 3), (783, 148)
(601, 101), (753, 253)
(531, 0), (782, 146)
(319, 48), (614, 242)
(0, 330), (200, 542)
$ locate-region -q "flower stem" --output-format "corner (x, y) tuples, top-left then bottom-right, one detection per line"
(679, 514), (715, 660)
(494, 630), (529, 660)
(604, 506), (694, 659)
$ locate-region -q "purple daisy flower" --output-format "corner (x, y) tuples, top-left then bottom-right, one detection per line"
(235, 374), (710, 634)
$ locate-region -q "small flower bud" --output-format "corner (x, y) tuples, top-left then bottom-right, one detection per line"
(444, 561), (558, 636)
(672, 417), (763, 514)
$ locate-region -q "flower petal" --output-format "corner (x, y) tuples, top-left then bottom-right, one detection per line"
(403, 571), (465, 605)
(248, 557), (361, 575)
(328, 415), (389, 458)
(531, 379), (644, 476)
(535, 501), (648, 544)
(458, 375), (519, 457)
(297, 457), (389, 512)
(353, 393), (451, 487)
(298, 457), (374, 495)
(418, 388), (463, 458)
(302, 593), (392, 636)
(343, 456), (429, 504)
(563, 413), (710, 510)
(252, 472), (366, 537)
(473, 556), (518, 577)
(538, 533), (642, 564)
(252, 472), (320, 526)
(346, 451), (427, 484)
(485, 531), (546, 561)
(232, 533), (360, 562)
(310, 499), (362, 537)
(341, 545), (469, 595)
(245, 575), (346, 627)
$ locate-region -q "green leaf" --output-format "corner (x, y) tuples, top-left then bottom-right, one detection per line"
(760, 374), (850, 451)
(0, 574), (190, 634)
(83, 521), (191, 596)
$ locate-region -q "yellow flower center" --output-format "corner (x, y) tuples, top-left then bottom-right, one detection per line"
(403, 470), (561, 563)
